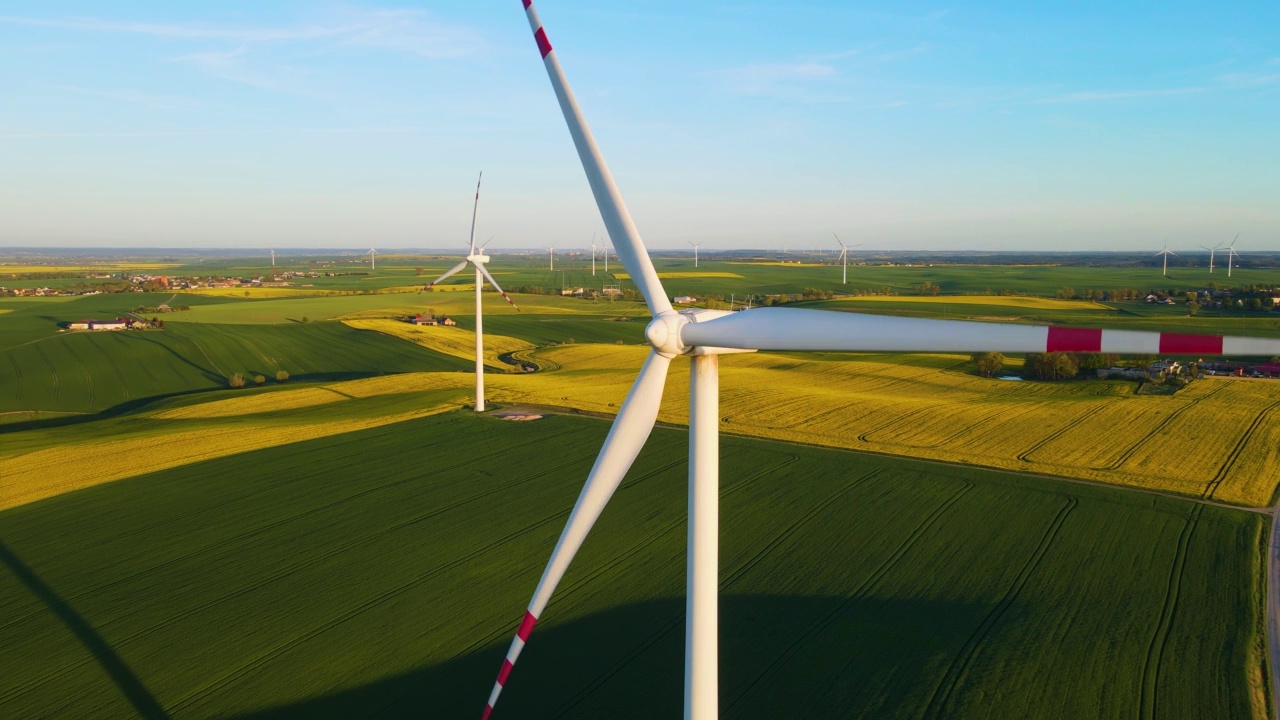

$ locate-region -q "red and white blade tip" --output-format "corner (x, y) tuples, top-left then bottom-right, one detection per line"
(482, 611), (538, 718)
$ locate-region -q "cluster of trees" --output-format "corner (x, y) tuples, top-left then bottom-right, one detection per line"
(917, 280), (942, 296)
(972, 351), (1170, 381)
(1055, 287), (1147, 301)
(228, 370), (289, 388)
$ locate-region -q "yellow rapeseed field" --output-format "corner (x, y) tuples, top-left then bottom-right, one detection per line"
(342, 318), (533, 369)
(154, 387), (351, 419)
(0, 403), (463, 511)
(479, 345), (1280, 507)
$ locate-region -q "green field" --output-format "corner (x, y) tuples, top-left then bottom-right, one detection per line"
(0, 317), (468, 417)
(0, 411), (1265, 718)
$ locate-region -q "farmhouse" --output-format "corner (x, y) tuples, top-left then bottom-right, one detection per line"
(67, 318), (130, 331)
(673, 295), (697, 304)
(409, 314), (456, 327)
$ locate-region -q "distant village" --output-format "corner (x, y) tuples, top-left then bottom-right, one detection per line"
(2, 270), (357, 297)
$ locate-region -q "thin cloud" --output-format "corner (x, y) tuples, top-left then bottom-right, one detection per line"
(715, 61), (838, 97)
(0, 8), (485, 59)
(53, 85), (196, 110)
(1030, 87), (1204, 104)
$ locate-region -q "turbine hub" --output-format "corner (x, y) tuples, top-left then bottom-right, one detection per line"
(645, 312), (689, 357)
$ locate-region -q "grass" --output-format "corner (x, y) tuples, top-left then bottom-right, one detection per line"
(0, 320), (469, 415)
(0, 411), (1265, 718)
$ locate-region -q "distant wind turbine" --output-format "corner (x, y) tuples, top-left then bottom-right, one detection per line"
(1226, 234), (1241, 278)
(420, 172), (519, 413)
(270, 249), (275, 267)
(832, 232), (862, 285)
(547, 246), (555, 272)
(1155, 239), (1177, 277)
(366, 248), (378, 271)
(1200, 242), (1223, 274)
(689, 240), (704, 268)
(590, 233), (597, 275)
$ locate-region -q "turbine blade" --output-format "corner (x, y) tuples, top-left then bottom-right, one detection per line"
(521, 1), (671, 318)
(469, 172), (483, 255)
(679, 307), (1280, 356)
(476, 264), (519, 310)
(482, 350), (672, 719)
(422, 261), (470, 292)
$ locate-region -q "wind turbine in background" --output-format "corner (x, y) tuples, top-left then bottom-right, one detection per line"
(1155, 239), (1177, 277)
(832, 232), (861, 285)
(547, 246), (556, 272)
(420, 172), (519, 412)
(1226, 234), (1241, 278)
(603, 241), (609, 273)
(365, 248), (378, 271)
(483, 5), (1280, 719)
(689, 240), (704, 268)
(270, 249), (275, 267)
(1200, 242), (1222, 274)
(589, 234), (597, 275)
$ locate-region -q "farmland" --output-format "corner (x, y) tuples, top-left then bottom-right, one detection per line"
(0, 411), (1266, 718)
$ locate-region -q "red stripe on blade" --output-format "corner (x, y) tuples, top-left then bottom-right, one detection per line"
(497, 659), (514, 686)
(534, 27), (552, 58)
(482, 705), (493, 720)
(1160, 333), (1222, 355)
(522, 0), (531, 8)
(517, 611), (537, 641)
(1046, 327), (1102, 352)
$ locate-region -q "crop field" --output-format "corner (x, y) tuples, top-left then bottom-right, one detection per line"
(0, 410), (1266, 718)
(0, 320), (468, 416)
(342, 319), (533, 369)
(448, 345), (1280, 507)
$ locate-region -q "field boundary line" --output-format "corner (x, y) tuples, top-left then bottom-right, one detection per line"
(1203, 400), (1280, 502)
(726, 476), (976, 716)
(922, 494), (1077, 719)
(1137, 505), (1202, 720)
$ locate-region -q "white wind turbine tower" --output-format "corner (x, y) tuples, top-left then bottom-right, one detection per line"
(1200, 242), (1222, 274)
(547, 245), (556, 272)
(590, 233), (597, 275)
(483, 6), (1280, 718)
(1226, 234), (1241, 278)
(420, 172), (518, 413)
(270, 249), (275, 267)
(689, 240), (704, 268)
(1155, 239), (1177, 277)
(365, 247), (378, 271)
(832, 232), (861, 285)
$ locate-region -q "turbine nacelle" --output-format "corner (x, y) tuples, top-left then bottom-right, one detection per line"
(644, 309), (749, 358)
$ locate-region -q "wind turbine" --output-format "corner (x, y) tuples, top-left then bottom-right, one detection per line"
(547, 246), (555, 272)
(832, 232), (861, 285)
(590, 233), (597, 275)
(689, 240), (704, 268)
(270, 249), (275, 267)
(603, 242), (609, 273)
(1226, 234), (1241, 278)
(486, 7), (1280, 718)
(420, 172), (518, 413)
(1200, 242), (1222, 273)
(1155, 239), (1177, 277)
(365, 248), (378, 271)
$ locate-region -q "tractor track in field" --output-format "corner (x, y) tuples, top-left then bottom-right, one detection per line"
(0, 427), (587, 636)
(369, 452), (806, 720)
(114, 334), (160, 392)
(927, 400), (1050, 450)
(6, 351), (22, 403)
(922, 494), (1077, 720)
(547, 457), (863, 719)
(726, 477), (976, 716)
(33, 344), (58, 403)
(1104, 383), (1232, 472)
(163, 504), (579, 715)
(15, 427), (594, 708)
(857, 404), (945, 443)
(60, 341), (94, 406)
(1137, 505), (1202, 720)
(1201, 400), (1280, 501)
(1008, 399), (1111, 461)
(90, 337), (133, 401)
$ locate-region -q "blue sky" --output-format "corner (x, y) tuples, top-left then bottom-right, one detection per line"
(1, 1), (1276, 250)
